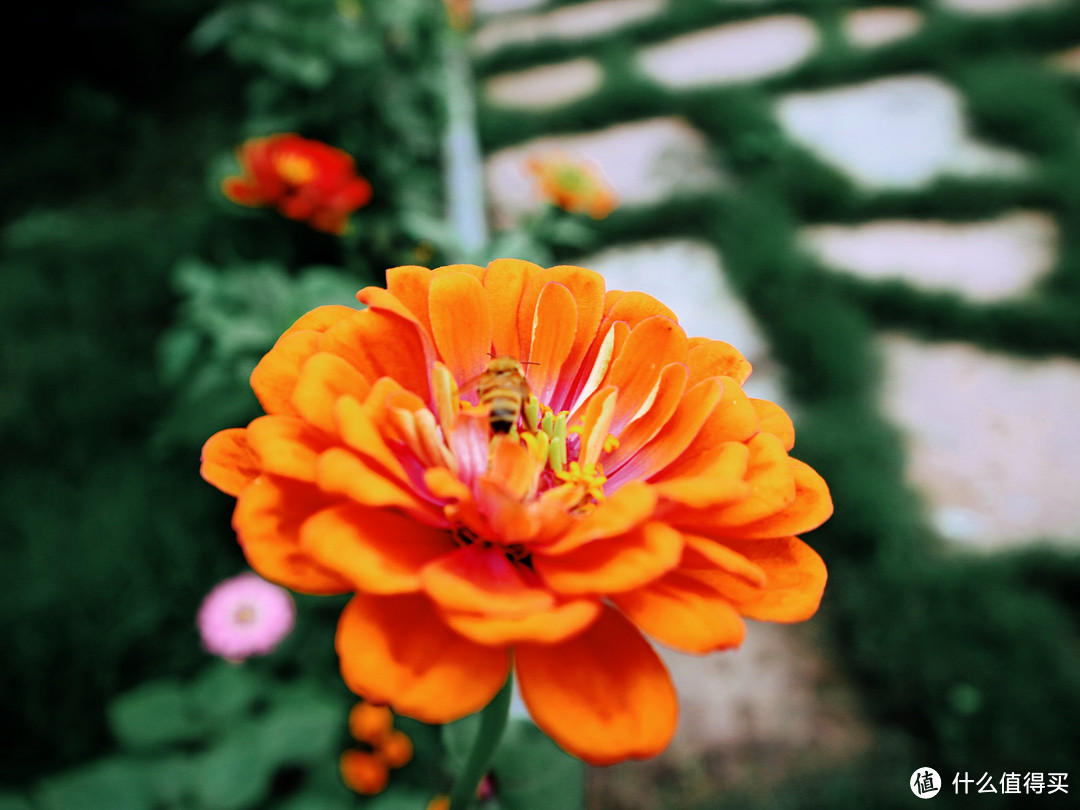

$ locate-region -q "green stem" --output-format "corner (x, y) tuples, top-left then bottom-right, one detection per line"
(447, 675), (513, 810)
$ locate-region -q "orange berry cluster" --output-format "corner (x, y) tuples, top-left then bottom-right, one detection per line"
(339, 701), (414, 795)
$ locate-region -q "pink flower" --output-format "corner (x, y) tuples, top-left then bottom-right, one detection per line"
(197, 572), (296, 661)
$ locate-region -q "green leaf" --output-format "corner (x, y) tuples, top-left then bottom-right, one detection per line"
(256, 687), (344, 765)
(441, 712), (481, 774)
(188, 661), (266, 734)
(107, 679), (203, 750)
(191, 729), (272, 810)
(492, 720), (584, 810)
(36, 758), (154, 810)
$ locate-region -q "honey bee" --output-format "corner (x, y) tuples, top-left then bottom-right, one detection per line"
(467, 355), (534, 434)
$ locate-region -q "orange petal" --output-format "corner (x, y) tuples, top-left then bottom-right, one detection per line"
(516, 607), (677, 765)
(601, 363), (688, 472)
(385, 265), (434, 336)
(752, 398), (795, 451)
(541, 480), (657, 554)
(529, 266), (607, 411)
(605, 378), (724, 488)
(680, 532), (766, 586)
(245, 415), (327, 482)
(717, 459), (833, 540)
(654, 377), (761, 480)
(602, 316), (688, 434)
(433, 263), (486, 281)
(474, 479), (542, 543)
(578, 386), (617, 467)
(320, 306), (432, 405)
(686, 337), (752, 387)
(517, 266), (605, 375)
(291, 352), (372, 434)
(651, 442), (751, 510)
(336, 593), (511, 723)
(300, 504), (455, 594)
(280, 304), (358, 341)
(334, 395), (412, 486)
(524, 282), (578, 404)
(201, 428), (260, 497)
(250, 329), (321, 416)
(612, 572), (745, 654)
(421, 545), (554, 613)
(483, 259), (538, 359)
(428, 272), (493, 387)
(233, 475), (351, 594)
(316, 447), (441, 524)
(439, 598), (602, 645)
(695, 433), (796, 530)
(534, 521), (682, 595)
(684, 536), (827, 622)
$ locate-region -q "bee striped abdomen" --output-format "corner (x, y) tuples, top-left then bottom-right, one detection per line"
(476, 356), (531, 435)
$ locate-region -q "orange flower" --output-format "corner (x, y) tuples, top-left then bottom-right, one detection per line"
(527, 154), (616, 219)
(222, 133), (372, 235)
(201, 260), (832, 765)
(444, 0), (472, 30)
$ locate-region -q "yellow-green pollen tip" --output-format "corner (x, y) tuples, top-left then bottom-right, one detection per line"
(555, 461), (607, 503)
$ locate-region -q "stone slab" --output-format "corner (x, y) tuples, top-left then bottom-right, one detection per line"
(638, 15), (820, 89)
(776, 74), (1030, 190)
(940, 0), (1062, 14)
(801, 211), (1057, 302)
(485, 58), (603, 109)
(473, 0), (665, 54)
(843, 7), (924, 48)
(880, 333), (1080, 548)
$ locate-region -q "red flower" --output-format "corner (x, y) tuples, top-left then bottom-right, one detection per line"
(223, 134), (373, 235)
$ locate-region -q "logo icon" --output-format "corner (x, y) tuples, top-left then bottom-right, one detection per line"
(911, 768), (941, 798)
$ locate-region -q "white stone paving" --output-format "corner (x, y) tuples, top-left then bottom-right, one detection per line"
(939, 0), (1063, 14)
(473, 0), (666, 55)
(801, 211), (1058, 302)
(880, 333), (1080, 548)
(485, 58), (603, 109)
(638, 15), (820, 89)
(843, 7), (924, 49)
(474, 0), (548, 16)
(776, 75), (1030, 190)
(485, 116), (723, 227)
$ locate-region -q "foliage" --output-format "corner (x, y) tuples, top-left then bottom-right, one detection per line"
(154, 258), (363, 450)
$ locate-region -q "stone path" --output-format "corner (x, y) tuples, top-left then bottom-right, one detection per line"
(473, 0), (1080, 797)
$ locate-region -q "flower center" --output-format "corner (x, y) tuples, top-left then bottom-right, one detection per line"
(273, 152), (317, 186)
(233, 604), (257, 625)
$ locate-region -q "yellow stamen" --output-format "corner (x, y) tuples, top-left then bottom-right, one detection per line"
(554, 460), (607, 503)
(523, 396), (541, 433)
(603, 434), (620, 454)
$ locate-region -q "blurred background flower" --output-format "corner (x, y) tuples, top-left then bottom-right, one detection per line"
(222, 133), (373, 235)
(197, 572), (296, 662)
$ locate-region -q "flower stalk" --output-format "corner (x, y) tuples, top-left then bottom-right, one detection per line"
(447, 675), (513, 810)
(441, 26), (488, 261)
